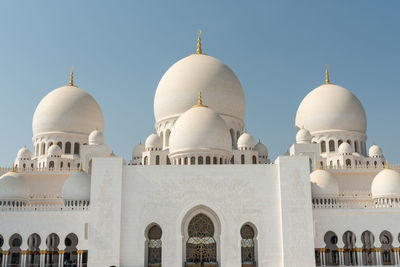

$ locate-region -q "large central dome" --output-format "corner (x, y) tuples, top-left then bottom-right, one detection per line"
(154, 54), (246, 125)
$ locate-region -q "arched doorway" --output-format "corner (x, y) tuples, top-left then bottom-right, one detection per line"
(45, 233), (59, 267)
(64, 233), (78, 267)
(324, 231), (339, 266)
(185, 214), (217, 267)
(27, 233), (41, 267)
(147, 224), (162, 267)
(8, 233), (22, 266)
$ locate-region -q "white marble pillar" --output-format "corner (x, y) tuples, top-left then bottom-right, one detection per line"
(21, 251), (25, 267)
(40, 251), (45, 267)
(60, 251), (64, 267)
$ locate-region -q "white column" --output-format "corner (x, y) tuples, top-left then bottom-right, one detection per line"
(21, 251), (25, 267)
(60, 251), (64, 267)
(40, 252), (45, 267)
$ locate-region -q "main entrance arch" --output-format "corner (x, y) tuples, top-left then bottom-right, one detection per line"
(182, 205), (221, 267)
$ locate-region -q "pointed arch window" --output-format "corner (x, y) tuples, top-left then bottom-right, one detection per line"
(241, 224), (256, 266)
(147, 225), (162, 267)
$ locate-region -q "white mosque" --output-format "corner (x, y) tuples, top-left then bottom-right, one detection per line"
(0, 32), (399, 267)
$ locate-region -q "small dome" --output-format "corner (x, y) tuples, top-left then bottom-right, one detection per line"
(310, 169), (339, 198)
(132, 142), (145, 158)
(169, 105), (232, 158)
(32, 84), (104, 137)
(296, 127), (312, 144)
(237, 132), (255, 150)
(255, 141), (268, 157)
(0, 171), (29, 201)
(89, 129), (104, 145)
(62, 170), (91, 201)
(371, 167), (400, 199)
(47, 145), (62, 157)
(369, 144), (383, 158)
(145, 133), (162, 150)
(17, 146), (31, 160)
(338, 142), (353, 155)
(295, 83), (366, 134)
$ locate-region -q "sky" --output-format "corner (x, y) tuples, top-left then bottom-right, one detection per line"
(0, 0), (399, 165)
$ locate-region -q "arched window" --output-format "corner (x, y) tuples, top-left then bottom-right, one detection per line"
(354, 141), (358, 153)
(338, 140), (343, 147)
(206, 156), (211, 165)
(65, 142), (72, 154)
(166, 156), (170, 165)
(343, 231), (357, 265)
(190, 157), (195, 165)
(329, 140), (335, 152)
(41, 143), (46, 155)
(49, 161), (54, 169)
(252, 156), (257, 164)
(324, 231), (339, 266)
(8, 233), (22, 266)
(45, 233), (59, 267)
(241, 155), (245, 164)
(184, 157), (188, 165)
(57, 142), (62, 149)
(320, 141), (326, 153)
(60, 162), (64, 169)
(231, 156), (234, 164)
(186, 214), (217, 266)
(241, 224), (256, 266)
(27, 233), (41, 267)
(156, 155), (160, 165)
(230, 129), (235, 148)
(64, 233), (78, 267)
(198, 156), (203, 165)
(165, 129), (171, 148)
(144, 156), (148, 165)
(346, 159), (351, 167)
(380, 231), (394, 265)
(147, 225), (162, 267)
(213, 157), (217, 164)
(74, 143), (80, 155)
(361, 231), (376, 265)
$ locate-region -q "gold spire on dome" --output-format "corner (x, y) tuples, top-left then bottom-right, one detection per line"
(69, 66), (75, 86)
(192, 91), (208, 108)
(196, 30), (203, 55)
(325, 65), (330, 84)
(385, 160), (391, 169)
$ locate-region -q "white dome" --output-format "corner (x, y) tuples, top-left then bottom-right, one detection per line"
(89, 129), (104, 145)
(154, 54), (245, 127)
(47, 145), (62, 157)
(145, 133), (162, 150)
(338, 142), (353, 155)
(255, 141), (268, 157)
(132, 142), (145, 158)
(369, 144), (383, 158)
(237, 132), (255, 149)
(0, 171), (29, 201)
(296, 83), (366, 134)
(169, 105), (232, 157)
(371, 168), (400, 199)
(310, 169), (339, 198)
(62, 171), (91, 201)
(296, 127), (312, 144)
(33, 85), (104, 137)
(17, 146), (31, 160)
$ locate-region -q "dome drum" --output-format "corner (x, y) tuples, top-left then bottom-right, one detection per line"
(169, 150), (232, 165)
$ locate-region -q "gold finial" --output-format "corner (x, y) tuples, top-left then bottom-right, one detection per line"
(79, 162), (83, 172)
(318, 161), (322, 170)
(69, 66), (74, 86)
(385, 160), (390, 169)
(325, 65), (330, 84)
(192, 91), (208, 108)
(196, 30), (202, 55)
(11, 164), (15, 172)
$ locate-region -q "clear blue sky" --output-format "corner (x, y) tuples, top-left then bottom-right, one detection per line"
(0, 0), (399, 165)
